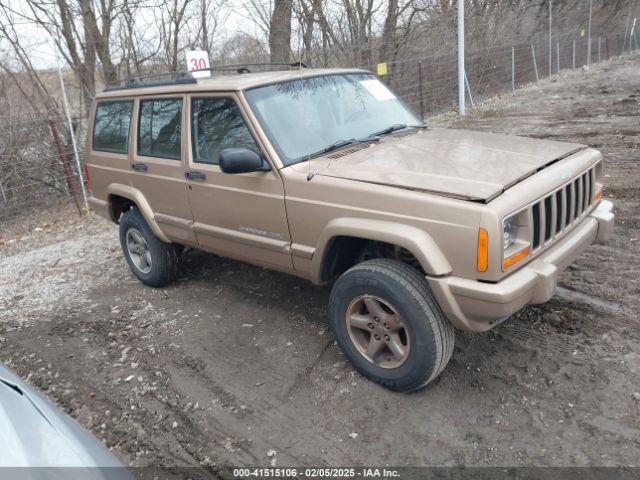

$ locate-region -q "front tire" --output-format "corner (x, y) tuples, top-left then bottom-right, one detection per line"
(119, 208), (180, 287)
(328, 258), (455, 392)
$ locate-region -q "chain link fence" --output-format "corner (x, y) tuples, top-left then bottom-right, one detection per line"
(0, 115), (86, 226)
(377, 30), (631, 118)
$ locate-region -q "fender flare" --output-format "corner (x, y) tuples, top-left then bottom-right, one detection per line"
(310, 218), (452, 284)
(106, 184), (171, 243)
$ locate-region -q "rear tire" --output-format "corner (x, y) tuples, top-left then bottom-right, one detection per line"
(328, 258), (454, 392)
(119, 208), (180, 287)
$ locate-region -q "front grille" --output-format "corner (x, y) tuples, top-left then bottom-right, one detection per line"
(529, 165), (596, 252)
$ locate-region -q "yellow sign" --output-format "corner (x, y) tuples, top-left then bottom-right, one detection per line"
(376, 62), (388, 76)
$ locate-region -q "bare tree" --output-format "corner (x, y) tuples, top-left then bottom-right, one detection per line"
(269, 0), (292, 62)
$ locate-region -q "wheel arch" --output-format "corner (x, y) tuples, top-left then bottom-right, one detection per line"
(310, 218), (452, 284)
(106, 184), (170, 243)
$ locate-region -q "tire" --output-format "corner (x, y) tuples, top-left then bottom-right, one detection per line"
(119, 207), (181, 287)
(328, 258), (455, 392)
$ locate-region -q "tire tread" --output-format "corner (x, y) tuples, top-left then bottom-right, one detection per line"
(338, 258), (455, 391)
(119, 207), (180, 287)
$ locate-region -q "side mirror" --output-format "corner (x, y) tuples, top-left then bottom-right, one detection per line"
(219, 148), (270, 174)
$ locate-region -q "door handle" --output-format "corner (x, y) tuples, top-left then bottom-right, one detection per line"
(131, 162), (148, 172)
(185, 170), (206, 181)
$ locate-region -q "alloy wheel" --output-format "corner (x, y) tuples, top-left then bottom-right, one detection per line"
(345, 294), (411, 369)
(125, 228), (152, 274)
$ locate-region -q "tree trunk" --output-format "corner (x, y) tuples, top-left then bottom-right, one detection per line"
(201, 0), (209, 52)
(269, 0), (292, 63)
(379, 0), (398, 62)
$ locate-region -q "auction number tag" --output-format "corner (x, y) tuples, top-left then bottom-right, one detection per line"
(186, 50), (211, 78)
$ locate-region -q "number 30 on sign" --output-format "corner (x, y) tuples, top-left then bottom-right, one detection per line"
(186, 51), (211, 78)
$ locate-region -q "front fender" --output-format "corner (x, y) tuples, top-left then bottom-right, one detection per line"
(106, 184), (171, 243)
(310, 218), (452, 284)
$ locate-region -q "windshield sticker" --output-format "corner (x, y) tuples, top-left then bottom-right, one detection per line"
(359, 79), (396, 101)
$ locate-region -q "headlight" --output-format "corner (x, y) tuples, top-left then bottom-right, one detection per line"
(502, 211), (531, 270)
(503, 215), (518, 250)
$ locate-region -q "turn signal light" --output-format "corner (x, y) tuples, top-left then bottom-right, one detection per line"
(592, 187), (603, 204)
(503, 246), (530, 270)
(477, 228), (489, 272)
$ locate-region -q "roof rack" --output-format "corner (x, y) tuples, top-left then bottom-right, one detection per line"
(191, 61), (309, 75)
(104, 62), (309, 91)
(104, 71), (196, 91)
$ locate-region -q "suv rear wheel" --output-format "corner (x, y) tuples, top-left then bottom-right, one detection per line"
(119, 207), (180, 287)
(328, 258), (455, 392)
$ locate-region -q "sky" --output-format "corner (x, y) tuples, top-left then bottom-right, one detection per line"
(1, 0), (259, 70)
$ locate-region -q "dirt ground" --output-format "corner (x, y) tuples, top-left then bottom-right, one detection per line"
(1, 54), (640, 476)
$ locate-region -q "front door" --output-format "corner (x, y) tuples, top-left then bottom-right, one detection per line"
(131, 95), (197, 245)
(184, 93), (293, 272)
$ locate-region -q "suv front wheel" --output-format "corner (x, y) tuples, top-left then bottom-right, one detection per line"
(119, 207), (181, 287)
(328, 258), (455, 392)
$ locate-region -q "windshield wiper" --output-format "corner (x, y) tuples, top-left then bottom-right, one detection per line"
(367, 123), (427, 139)
(303, 122), (427, 162)
(320, 138), (358, 154)
(306, 137), (374, 159)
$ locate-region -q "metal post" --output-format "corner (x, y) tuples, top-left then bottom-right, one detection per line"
(632, 18), (638, 51)
(556, 41), (560, 72)
(464, 70), (475, 109)
(417, 62), (425, 119)
(573, 38), (576, 68)
(548, 0), (553, 77)
(531, 44), (539, 81)
(623, 1), (635, 53)
(511, 46), (515, 91)
(587, 0), (593, 66)
(457, 0), (465, 116)
(49, 120), (82, 216)
(598, 36), (602, 62)
(57, 63), (89, 212)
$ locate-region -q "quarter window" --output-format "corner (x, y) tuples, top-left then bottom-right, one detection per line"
(191, 97), (259, 165)
(92, 101), (133, 153)
(138, 98), (183, 159)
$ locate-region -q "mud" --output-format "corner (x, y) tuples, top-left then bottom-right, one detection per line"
(1, 54), (639, 475)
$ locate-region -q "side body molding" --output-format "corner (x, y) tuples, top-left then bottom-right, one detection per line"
(310, 218), (452, 284)
(106, 184), (171, 243)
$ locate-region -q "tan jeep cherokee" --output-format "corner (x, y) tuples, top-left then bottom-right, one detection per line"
(86, 65), (614, 392)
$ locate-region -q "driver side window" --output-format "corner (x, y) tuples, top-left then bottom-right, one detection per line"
(191, 97), (259, 165)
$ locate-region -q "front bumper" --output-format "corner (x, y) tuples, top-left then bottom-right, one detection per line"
(428, 200), (614, 332)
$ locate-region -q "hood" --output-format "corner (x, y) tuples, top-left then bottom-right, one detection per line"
(0, 364), (133, 478)
(308, 128), (585, 202)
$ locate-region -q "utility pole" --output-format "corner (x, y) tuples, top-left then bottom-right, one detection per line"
(587, 0), (593, 65)
(549, 0), (553, 77)
(458, 0), (465, 116)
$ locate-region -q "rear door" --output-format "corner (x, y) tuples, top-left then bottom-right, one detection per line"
(131, 95), (197, 245)
(184, 93), (293, 272)
(88, 99), (135, 202)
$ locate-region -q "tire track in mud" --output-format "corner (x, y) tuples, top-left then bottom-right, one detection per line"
(81, 261), (358, 466)
(496, 325), (580, 358)
(157, 339), (353, 465)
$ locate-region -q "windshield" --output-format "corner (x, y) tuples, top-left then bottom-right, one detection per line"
(244, 73), (425, 166)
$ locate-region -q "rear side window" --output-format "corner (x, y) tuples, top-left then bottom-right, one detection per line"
(92, 101), (133, 153)
(192, 97), (259, 165)
(138, 98), (183, 159)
